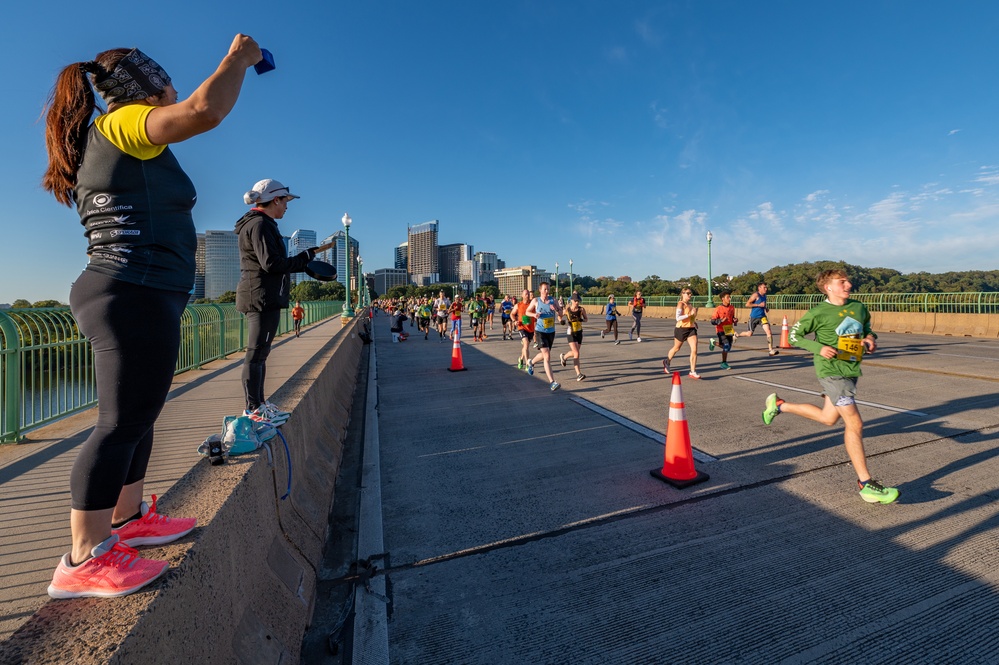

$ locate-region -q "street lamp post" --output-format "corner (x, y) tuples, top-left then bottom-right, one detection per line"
(554, 262), (559, 299)
(706, 230), (714, 307)
(357, 256), (364, 310)
(342, 213), (354, 318)
(569, 259), (574, 297)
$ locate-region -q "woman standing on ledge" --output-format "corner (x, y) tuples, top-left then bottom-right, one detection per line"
(235, 179), (316, 425)
(42, 35), (263, 599)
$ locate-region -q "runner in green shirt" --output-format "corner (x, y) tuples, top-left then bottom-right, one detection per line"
(761, 269), (898, 504)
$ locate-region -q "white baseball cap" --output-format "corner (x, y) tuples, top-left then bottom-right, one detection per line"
(243, 179), (301, 205)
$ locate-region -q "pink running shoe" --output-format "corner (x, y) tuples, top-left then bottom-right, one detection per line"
(47, 535), (168, 599)
(112, 494), (196, 547)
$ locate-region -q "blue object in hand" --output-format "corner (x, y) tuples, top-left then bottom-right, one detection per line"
(254, 49), (275, 75)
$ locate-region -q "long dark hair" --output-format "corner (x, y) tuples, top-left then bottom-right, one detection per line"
(41, 48), (129, 206)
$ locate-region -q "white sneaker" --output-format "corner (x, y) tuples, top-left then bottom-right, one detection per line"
(263, 401), (290, 418)
(261, 404), (290, 424)
(636, 338), (642, 342)
(559, 353), (567, 367)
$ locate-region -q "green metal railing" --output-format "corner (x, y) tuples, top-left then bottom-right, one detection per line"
(581, 292), (999, 314)
(0, 301), (341, 443)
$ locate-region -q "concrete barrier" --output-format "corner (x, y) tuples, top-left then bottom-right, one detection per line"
(0, 316), (367, 664)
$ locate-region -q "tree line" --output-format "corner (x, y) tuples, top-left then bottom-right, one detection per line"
(5, 261), (999, 308)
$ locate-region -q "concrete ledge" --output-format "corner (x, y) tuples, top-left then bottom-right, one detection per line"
(0, 317), (367, 665)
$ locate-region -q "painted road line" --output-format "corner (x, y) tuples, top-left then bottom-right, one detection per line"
(733, 376), (930, 417)
(421, 424), (618, 458)
(569, 396), (718, 463)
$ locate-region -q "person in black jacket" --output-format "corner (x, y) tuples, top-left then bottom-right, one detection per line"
(236, 178), (314, 425)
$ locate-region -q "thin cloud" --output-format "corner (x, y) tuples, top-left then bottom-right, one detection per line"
(948, 129), (961, 136)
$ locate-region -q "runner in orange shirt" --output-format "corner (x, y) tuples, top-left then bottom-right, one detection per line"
(291, 301), (305, 337)
(514, 289), (536, 370)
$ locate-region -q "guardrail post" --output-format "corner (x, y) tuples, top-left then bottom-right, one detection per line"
(188, 306), (202, 369)
(0, 311), (23, 442)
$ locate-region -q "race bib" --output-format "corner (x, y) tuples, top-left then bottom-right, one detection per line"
(723, 324), (735, 336)
(837, 336), (864, 362)
(540, 317), (555, 329)
(571, 321), (582, 333)
(521, 315), (532, 326)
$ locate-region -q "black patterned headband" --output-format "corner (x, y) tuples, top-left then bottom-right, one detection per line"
(86, 48), (172, 105)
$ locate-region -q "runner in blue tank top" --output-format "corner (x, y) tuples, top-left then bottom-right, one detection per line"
(738, 282), (779, 356)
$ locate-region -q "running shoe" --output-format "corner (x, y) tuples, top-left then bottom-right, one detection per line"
(263, 401), (290, 420)
(709, 338), (716, 352)
(247, 404), (288, 426)
(719, 362), (731, 370)
(762, 393), (781, 425)
(636, 338), (642, 343)
(600, 330), (605, 339)
(550, 381), (561, 392)
(47, 535), (169, 599)
(518, 358), (524, 370)
(663, 358), (670, 374)
(768, 349), (780, 356)
(244, 407), (282, 426)
(112, 494), (197, 547)
(576, 374), (586, 382)
(688, 372), (701, 379)
(559, 353), (567, 367)
(858, 479), (900, 505)
(527, 362), (534, 376)
(614, 340), (621, 345)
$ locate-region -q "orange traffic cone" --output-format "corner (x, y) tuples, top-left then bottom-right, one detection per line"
(650, 372), (709, 488)
(779, 316), (792, 349)
(447, 332), (467, 372)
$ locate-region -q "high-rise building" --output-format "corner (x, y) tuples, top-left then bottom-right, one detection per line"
(192, 233), (206, 301)
(438, 243), (473, 284)
(373, 268), (408, 295)
(474, 251), (499, 285)
(495, 266), (548, 298)
(322, 229), (360, 292)
(204, 230), (240, 300)
(407, 221), (439, 286)
(395, 242), (408, 271)
(459, 258), (479, 292)
(288, 229), (317, 286)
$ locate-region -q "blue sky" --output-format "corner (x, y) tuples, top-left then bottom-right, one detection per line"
(6, 1), (999, 303)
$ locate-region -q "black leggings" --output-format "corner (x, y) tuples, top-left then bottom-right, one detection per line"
(242, 310), (281, 412)
(69, 270), (189, 511)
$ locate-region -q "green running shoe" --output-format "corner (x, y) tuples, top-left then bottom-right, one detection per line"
(762, 393), (780, 425)
(709, 338), (716, 351)
(719, 362), (731, 370)
(518, 358), (524, 369)
(859, 480), (899, 504)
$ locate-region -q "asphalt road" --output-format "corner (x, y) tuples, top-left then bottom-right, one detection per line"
(333, 313), (999, 664)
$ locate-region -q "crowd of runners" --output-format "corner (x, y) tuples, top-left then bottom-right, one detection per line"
(371, 270), (898, 506)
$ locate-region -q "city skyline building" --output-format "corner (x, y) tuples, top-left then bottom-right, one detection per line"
(193, 233), (206, 301)
(373, 268), (408, 295)
(407, 220), (439, 286)
(288, 229), (317, 286)
(474, 251), (499, 285)
(204, 230), (240, 300)
(395, 242), (408, 271)
(495, 265), (548, 298)
(438, 242), (474, 284)
(325, 229), (360, 292)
